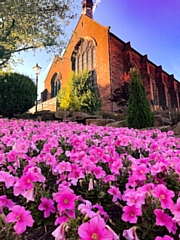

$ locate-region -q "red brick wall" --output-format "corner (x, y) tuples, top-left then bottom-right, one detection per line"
(42, 15), (180, 113)
(43, 14), (112, 112)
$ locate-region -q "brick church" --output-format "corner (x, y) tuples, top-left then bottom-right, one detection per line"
(40, 0), (180, 113)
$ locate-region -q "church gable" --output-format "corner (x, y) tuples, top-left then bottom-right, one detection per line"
(42, 12), (111, 111)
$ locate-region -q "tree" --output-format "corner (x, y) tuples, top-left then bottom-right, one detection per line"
(110, 72), (130, 113)
(0, 0), (77, 68)
(57, 71), (101, 113)
(126, 68), (154, 129)
(0, 71), (36, 117)
(111, 81), (130, 112)
(58, 72), (80, 111)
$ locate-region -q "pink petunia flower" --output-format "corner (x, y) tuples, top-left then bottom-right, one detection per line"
(6, 150), (18, 162)
(92, 147), (105, 159)
(68, 170), (85, 186)
(22, 188), (35, 202)
(154, 209), (177, 234)
(108, 186), (121, 202)
(5, 205), (34, 234)
(132, 164), (149, 181)
(55, 161), (71, 174)
(111, 159), (123, 175)
(78, 215), (113, 240)
(123, 190), (145, 208)
(155, 236), (174, 240)
(92, 166), (106, 179)
(0, 171), (15, 188)
(52, 222), (68, 240)
(105, 225), (119, 240)
(122, 205), (142, 224)
(78, 200), (95, 218)
(13, 179), (26, 196)
(171, 197), (180, 224)
(103, 174), (115, 183)
(0, 195), (15, 210)
(123, 226), (140, 240)
(43, 152), (57, 166)
(42, 142), (54, 153)
(55, 210), (75, 225)
(19, 171), (38, 190)
(152, 184), (174, 209)
(13, 139), (29, 153)
(54, 190), (77, 212)
(38, 198), (56, 218)
(26, 166), (46, 183)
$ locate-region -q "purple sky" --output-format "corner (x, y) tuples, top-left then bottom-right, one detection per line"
(13, 0), (180, 97)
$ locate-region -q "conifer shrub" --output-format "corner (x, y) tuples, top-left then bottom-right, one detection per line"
(57, 71), (101, 113)
(126, 68), (154, 129)
(0, 71), (36, 118)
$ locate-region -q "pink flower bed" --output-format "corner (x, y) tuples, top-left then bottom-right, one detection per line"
(0, 118), (180, 239)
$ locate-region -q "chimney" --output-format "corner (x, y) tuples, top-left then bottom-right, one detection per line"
(81, 0), (94, 19)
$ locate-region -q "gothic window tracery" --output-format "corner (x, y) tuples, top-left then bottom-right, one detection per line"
(51, 73), (62, 98)
(71, 37), (97, 87)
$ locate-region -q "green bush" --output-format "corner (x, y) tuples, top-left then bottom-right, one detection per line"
(57, 73), (80, 111)
(126, 68), (154, 129)
(0, 71), (36, 117)
(57, 71), (101, 113)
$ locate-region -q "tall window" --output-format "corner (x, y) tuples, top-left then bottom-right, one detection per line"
(51, 73), (62, 98)
(89, 70), (97, 87)
(71, 37), (97, 86)
(149, 73), (159, 108)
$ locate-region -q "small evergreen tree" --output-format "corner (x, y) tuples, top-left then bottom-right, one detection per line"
(126, 68), (154, 129)
(57, 71), (101, 113)
(0, 71), (36, 117)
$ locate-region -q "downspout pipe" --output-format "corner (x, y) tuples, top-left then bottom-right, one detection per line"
(108, 26), (113, 113)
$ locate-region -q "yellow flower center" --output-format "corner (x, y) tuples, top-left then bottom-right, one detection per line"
(64, 199), (68, 204)
(130, 212), (134, 216)
(160, 194), (165, 200)
(27, 179), (31, 184)
(92, 233), (98, 240)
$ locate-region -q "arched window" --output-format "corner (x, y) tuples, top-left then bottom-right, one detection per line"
(51, 73), (62, 98)
(71, 37), (97, 86)
(164, 83), (171, 109)
(152, 80), (159, 106)
(149, 73), (159, 110)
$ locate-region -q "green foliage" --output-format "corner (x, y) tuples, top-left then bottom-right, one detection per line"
(0, 0), (77, 68)
(57, 71), (101, 113)
(111, 81), (130, 110)
(58, 72), (80, 111)
(0, 71), (36, 117)
(126, 68), (154, 129)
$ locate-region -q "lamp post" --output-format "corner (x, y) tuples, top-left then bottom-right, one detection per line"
(33, 63), (41, 113)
